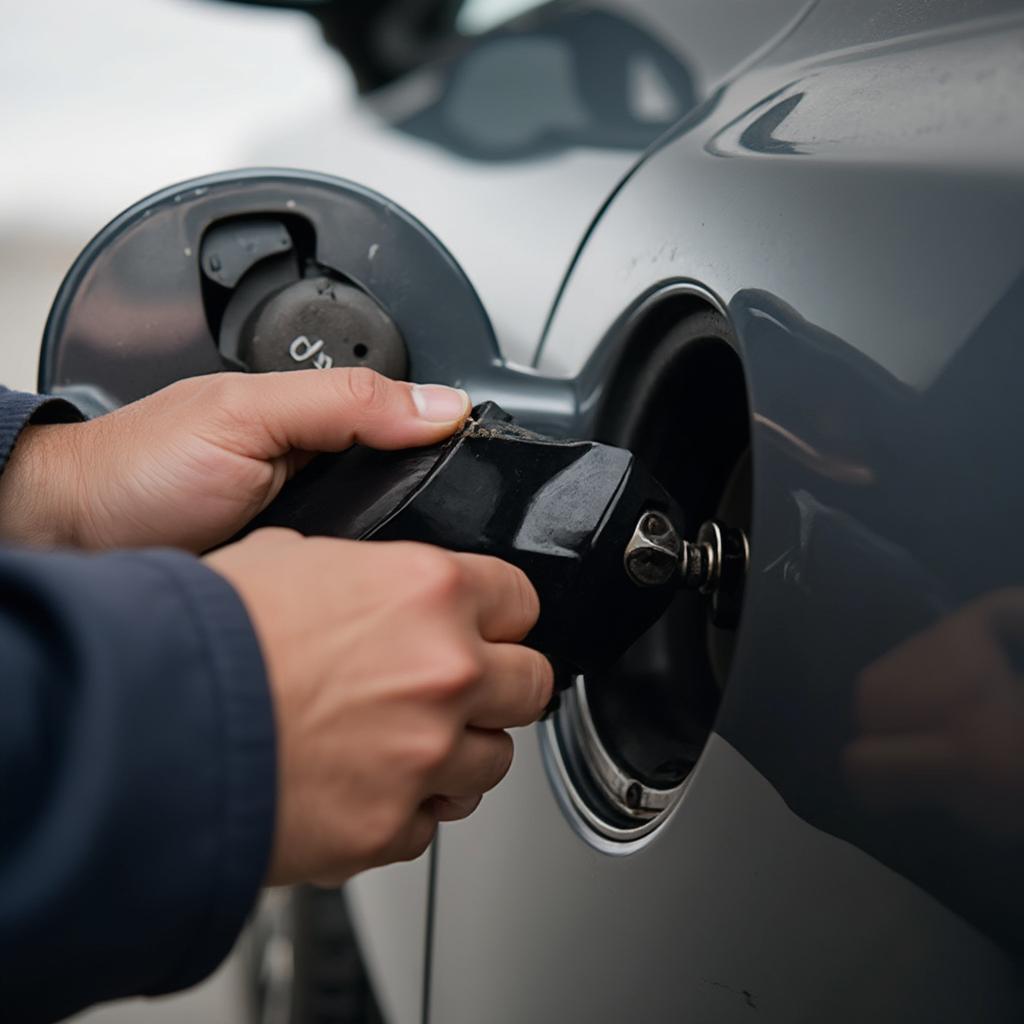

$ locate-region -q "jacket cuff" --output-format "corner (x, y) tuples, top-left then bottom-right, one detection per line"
(138, 550), (277, 993)
(0, 386), (83, 476)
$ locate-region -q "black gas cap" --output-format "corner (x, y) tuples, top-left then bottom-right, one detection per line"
(240, 276), (408, 378)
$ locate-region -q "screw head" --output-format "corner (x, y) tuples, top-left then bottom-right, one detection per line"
(625, 546), (677, 587)
(624, 511), (681, 587)
(643, 512), (668, 536)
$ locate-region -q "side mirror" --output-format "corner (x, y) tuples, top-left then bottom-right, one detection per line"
(213, 0), (465, 90)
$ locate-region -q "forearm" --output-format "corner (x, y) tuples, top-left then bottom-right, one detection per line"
(0, 545), (276, 1022)
(0, 386), (84, 547)
(0, 422), (83, 546)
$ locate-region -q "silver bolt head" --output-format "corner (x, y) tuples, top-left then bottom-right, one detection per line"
(624, 511), (681, 587)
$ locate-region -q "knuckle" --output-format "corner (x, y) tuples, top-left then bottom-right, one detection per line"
(397, 546), (466, 610)
(337, 366), (389, 414)
(419, 646), (484, 703)
(201, 372), (248, 416)
(200, 373), (266, 438)
(442, 647), (485, 693)
(408, 723), (457, 772)
(415, 549), (465, 602)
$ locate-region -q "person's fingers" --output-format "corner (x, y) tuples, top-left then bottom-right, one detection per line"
(974, 587), (1024, 645)
(425, 728), (514, 799)
(428, 794), (482, 823)
(468, 643), (553, 729)
(315, 805), (439, 882)
(843, 733), (958, 807)
(451, 552), (541, 642)
(853, 614), (997, 734)
(206, 367), (470, 458)
(386, 805), (441, 863)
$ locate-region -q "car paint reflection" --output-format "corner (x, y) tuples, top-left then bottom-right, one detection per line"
(722, 285), (1024, 952)
(379, 8), (696, 161)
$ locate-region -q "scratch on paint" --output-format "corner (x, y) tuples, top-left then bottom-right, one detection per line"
(703, 978), (758, 1010)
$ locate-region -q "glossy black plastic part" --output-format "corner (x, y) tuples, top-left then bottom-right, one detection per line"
(245, 401), (684, 678)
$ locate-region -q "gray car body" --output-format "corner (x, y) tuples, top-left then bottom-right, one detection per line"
(339, 2), (1024, 1022)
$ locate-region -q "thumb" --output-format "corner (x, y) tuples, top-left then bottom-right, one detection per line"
(217, 367), (471, 457)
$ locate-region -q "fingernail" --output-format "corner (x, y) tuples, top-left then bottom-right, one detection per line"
(411, 384), (470, 423)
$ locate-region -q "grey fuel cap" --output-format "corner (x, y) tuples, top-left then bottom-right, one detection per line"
(241, 276), (408, 378)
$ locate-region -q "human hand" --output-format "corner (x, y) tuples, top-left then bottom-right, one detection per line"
(0, 368), (469, 552)
(206, 528), (553, 886)
(844, 588), (1024, 839)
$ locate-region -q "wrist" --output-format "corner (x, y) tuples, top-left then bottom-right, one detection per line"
(0, 422), (85, 547)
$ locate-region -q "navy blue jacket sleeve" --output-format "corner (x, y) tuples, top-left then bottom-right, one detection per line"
(0, 388), (277, 1022)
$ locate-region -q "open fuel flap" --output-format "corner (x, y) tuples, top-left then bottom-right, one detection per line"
(40, 169), (572, 428)
(40, 171), (752, 846)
